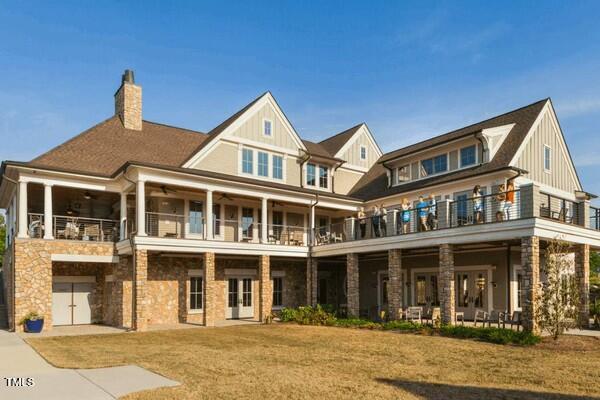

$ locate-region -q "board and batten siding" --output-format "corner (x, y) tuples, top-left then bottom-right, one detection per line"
(515, 111), (580, 194)
(231, 103), (300, 152)
(339, 129), (378, 169)
(193, 141), (239, 175)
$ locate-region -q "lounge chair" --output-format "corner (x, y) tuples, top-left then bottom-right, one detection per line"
(406, 306), (422, 322)
(473, 309), (487, 327)
(502, 311), (522, 331)
(485, 309), (504, 328)
(421, 307), (441, 325)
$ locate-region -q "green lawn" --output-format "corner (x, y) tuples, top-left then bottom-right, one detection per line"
(28, 324), (600, 400)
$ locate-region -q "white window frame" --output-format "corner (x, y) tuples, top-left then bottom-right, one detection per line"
(272, 276), (284, 309)
(396, 164), (411, 184)
(242, 148), (254, 175)
(257, 151), (269, 177)
(272, 154), (283, 180)
(543, 144), (552, 173)
(304, 162), (331, 191)
(318, 165), (329, 189)
(459, 145), (478, 168)
(263, 118), (273, 137)
(239, 146), (286, 183)
(360, 145), (367, 161)
(306, 163), (317, 187)
(188, 269), (204, 314)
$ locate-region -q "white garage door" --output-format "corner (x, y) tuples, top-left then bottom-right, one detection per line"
(52, 280), (93, 326)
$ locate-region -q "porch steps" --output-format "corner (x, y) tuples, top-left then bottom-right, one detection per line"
(0, 305), (7, 329)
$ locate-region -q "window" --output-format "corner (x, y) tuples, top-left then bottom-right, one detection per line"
(258, 151), (269, 177)
(460, 145), (476, 167)
(397, 165), (410, 183)
(421, 154), (447, 177)
(272, 155), (283, 180)
(306, 163), (316, 186)
(213, 204), (221, 236)
(242, 148), (253, 174)
(189, 201), (203, 235)
(242, 207), (254, 239)
(190, 276), (203, 310)
(318, 216), (328, 235)
(420, 158), (433, 176)
(360, 146), (367, 160)
(319, 165), (328, 188)
(273, 277), (283, 307)
(263, 119), (272, 136)
(544, 145), (551, 171)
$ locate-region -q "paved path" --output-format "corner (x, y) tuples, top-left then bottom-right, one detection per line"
(0, 330), (179, 399)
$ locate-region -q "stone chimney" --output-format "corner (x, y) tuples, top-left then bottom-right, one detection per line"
(114, 69), (142, 130)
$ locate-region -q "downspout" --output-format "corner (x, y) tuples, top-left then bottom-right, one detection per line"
(298, 150), (311, 188)
(475, 132), (486, 165)
(331, 161), (345, 194)
(129, 235), (136, 331)
(506, 244), (512, 314)
(381, 162), (394, 188)
(307, 194), (320, 305)
(1, 174), (17, 331)
(309, 194), (320, 247)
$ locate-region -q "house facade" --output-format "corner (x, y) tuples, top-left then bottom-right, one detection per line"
(1, 70), (598, 333)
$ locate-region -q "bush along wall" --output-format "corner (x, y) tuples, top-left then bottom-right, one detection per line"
(277, 306), (540, 346)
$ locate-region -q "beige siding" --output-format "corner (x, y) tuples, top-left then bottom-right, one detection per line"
(334, 168), (363, 195)
(231, 103), (299, 151)
(286, 157), (301, 186)
(192, 142), (238, 175)
(515, 111), (580, 193)
(339, 129), (378, 169)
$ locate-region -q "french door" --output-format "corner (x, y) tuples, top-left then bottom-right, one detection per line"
(414, 272), (440, 308)
(455, 270), (488, 320)
(226, 277), (253, 319)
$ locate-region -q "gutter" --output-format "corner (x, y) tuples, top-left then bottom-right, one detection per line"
(298, 149), (311, 189)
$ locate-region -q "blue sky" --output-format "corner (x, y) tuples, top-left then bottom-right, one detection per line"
(1, 1), (600, 195)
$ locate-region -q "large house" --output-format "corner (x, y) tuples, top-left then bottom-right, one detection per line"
(1, 70), (598, 333)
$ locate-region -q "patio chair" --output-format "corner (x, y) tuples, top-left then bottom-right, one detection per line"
(421, 307), (441, 325)
(84, 224), (100, 241)
(473, 309), (487, 327)
(330, 232), (343, 243)
(316, 232), (329, 245)
(406, 306), (422, 322)
(502, 311), (522, 331)
(485, 309), (504, 328)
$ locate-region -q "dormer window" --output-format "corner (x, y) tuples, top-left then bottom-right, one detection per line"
(360, 145), (367, 160)
(421, 154), (447, 177)
(319, 166), (328, 188)
(306, 163), (329, 189)
(460, 145), (476, 167)
(306, 163), (316, 186)
(397, 165), (410, 183)
(263, 119), (272, 137)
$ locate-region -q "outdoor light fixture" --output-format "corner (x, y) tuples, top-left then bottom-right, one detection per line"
(66, 205), (74, 215)
(83, 191), (92, 200)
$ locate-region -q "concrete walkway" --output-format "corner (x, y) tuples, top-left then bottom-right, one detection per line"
(0, 330), (179, 399)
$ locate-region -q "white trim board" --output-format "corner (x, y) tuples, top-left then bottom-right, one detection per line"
(50, 254), (119, 263)
(53, 275), (96, 283)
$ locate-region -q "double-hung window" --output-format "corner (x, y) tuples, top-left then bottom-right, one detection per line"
(360, 146), (367, 160)
(318, 166), (328, 188)
(421, 154), (447, 177)
(306, 163), (316, 186)
(190, 276), (203, 311)
(273, 277), (283, 307)
(272, 155), (283, 180)
(263, 119), (272, 136)
(460, 145), (476, 167)
(258, 151), (269, 177)
(242, 148), (253, 174)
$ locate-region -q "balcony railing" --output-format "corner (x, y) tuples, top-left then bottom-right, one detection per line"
(591, 206), (600, 230)
(27, 213), (119, 242)
(314, 190), (523, 245)
(539, 192), (579, 225)
(146, 212), (185, 239)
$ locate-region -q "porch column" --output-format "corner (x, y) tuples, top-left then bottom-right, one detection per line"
(347, 253), (359, 317)
(136, 179), (147, 236)
(388, 249), (403, 320)
(43, 184), (53, 239)
(17, 180), (28, 238)
(575, 243), (590, 328)
(261, 197), (268, 243)
(133, 249), (148, 331)
(309, 204), (316, 245)
(205, 190), (213, 239)
(521, 236), (540, 333)
(439, 243), (455, 325)
(203, 252), (216, 327)
(306, 257), (318, 306)
(120, 192), (127, 240)
(259, 255), (272, 321)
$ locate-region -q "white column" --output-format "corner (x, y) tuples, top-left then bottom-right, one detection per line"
(120, 192), (127, 240)
(261, 197), (268, 243)
(43, 184), (53, 239)
(136, 180), (147, 236)
(205, 190), (213, 240)
(17, 180), (28, 238)
(309, 204), (316, 245)
(183, 199), (190, 238)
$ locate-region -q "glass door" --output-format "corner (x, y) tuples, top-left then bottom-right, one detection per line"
(455, 271), (488, 320)
(226, 278), (239, 319)
(378, 273), (389, 314)
(226, 277), (254, 319)
(415, 273), (439, 308)
(189, 201), (204, 236)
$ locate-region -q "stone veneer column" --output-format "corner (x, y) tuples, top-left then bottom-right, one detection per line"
(439, 244), (455, 325)
(521, 236), (540, 333)
(203, 252), (216, 327)
(388, 249), (403, 320)
(575, 243), (590, 328)
(346, 253), (359, 317)
(306, 258), (318, 306)
(133, 249), (148, 331)
(114, 255), (133, 329)
(259, 255), (272, 321)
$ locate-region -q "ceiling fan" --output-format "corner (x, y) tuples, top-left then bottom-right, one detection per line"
(83, 191), (97, 200)
(160, 185), (178, 195)
(218, 193), (233, 201)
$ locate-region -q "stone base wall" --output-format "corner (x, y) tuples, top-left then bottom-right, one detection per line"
(347, 254), (359, 317)
(575, 243), (590, 328)
(439, 244), (455, 325)
(272, 259), (306, 309)
(13, 239), (115, 332)
(521, 236), (540, 333)
(388, 249), (403, 320)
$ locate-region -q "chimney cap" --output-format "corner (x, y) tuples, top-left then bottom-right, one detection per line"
(122, 69), (135, 84)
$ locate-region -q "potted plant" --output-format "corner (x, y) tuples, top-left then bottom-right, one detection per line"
(20, 311), (44, 333)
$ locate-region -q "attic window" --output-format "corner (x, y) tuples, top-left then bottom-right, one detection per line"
(360, 145), (367, 160)
(263, 119), (272, 137)
(544, 145), (551, 172)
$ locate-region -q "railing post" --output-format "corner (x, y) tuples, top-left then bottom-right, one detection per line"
(437, 199), (452, 229)
(17, 180), (28, 238)
(577, 200), (590, 228)
(519, 183), (540, 219)
(120, 192), (127, 240)
(136, 179), (147, 236)
(43, 184), (54, 239)
(205, 190), (213, 240)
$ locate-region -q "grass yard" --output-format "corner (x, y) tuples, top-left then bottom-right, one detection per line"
(28, 324), (600, 400)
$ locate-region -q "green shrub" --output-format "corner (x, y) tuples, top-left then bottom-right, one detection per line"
(19, 311), (42, 326)
(439, 325), (540, 345)
(333, 318), (379, 329)
(279, 305), (336, 326)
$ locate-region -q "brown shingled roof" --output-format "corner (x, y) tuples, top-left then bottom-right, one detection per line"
(350, 99), (549, 200)
(318, 123), (363, 156)
(29, 116), (208, 177)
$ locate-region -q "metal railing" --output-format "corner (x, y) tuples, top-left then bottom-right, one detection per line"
(539, 193), (579, 225)
(313, 190), (523, 246)
(27, 213), (119, 242)
(267, 224), (308, 246)
(146, 212), (185, 239)
(591, 206), (600, 230)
